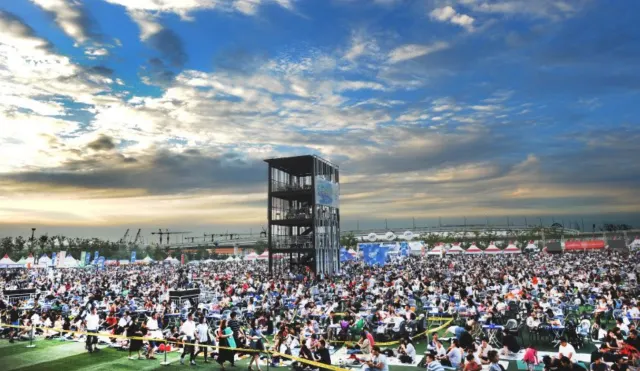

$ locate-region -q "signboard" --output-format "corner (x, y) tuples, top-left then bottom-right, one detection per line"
(51, 252), (57, 267)
(130, 251), (137, 264)
(79, 251), (86, 267)
(85, 251), (91, 266)
(564, 240), (605, 250)
(359, 243), (389, 266)
(315, 176), (339, 208)
(93, 251), (99, 264)
(98, 256), (105, 269)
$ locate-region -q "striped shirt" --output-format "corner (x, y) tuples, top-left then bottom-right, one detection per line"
(427, 361), (445, 371)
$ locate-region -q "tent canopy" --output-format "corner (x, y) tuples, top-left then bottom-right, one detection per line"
(466, 244), (482, 254)
(485, 243), (501, 254)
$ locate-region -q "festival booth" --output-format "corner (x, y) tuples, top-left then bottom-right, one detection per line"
(164, 256), (180, 264)
(142, 255), (155, 264)
(503, 242), (521, 254)
(484, 242), (501, 254)
(447, 243), (464, 255)
(258, 251), (269, 260)
(0, 254), (21, 268)
(16, 257), (27, 265)
(57, 255), (78, 268)
(428, 244), (445, 256)
(465, 243), (483, 255)
(245, 252), (259, 261)
(37, 254), (52, 267)
(25, 254), (35, 268)
(630, 237), (640, 250)
(348, 248), (357, 257)
(225, 256), (235, 262)
(524, 241), (539, 253)
(564, 239), (605, 252)
(408, 241), (425, 256)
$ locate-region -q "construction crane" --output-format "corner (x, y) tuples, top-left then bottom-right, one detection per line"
(132, 229), (142, 246)
(119, 229), (130, 245)
(151, 229), (191, 244)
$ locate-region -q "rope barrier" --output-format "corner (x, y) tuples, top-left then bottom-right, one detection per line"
(0, 317), (452, 369)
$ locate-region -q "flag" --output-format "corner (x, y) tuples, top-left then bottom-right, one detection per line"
(57, 251), (66, 267)
(85, 251), (91, 266)
(93, 251), (99, 264)
(130, 251), (137, 264)
(400, 241), (409, 257)
(51, 252), (57, 267)
(98, 256), (105, 269)
(180, 254), (185, 265)
(80, 251), (86, 267)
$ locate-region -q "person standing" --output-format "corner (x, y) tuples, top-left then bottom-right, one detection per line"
(194, 317), (211, 363)
(216, 319), (236, 371)
(85, 307), (100, 353)
(180, 313), (197, 366)
(248, 319), (267, 371)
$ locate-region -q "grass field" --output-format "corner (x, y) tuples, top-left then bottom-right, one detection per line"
(0, 327), (597, 371)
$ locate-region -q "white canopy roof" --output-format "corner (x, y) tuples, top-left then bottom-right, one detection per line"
(630, 238), (640, 248)
(245, 252), (259, 260)
(258, 251), (269, 260)
(62, 255), (79, 267)
(503, 243), (521, 254)
(142, 255), (154, 262)
(225, 256), (234, 262)
(525, 242), (538, 250)
(347, 248), (357, 255)
(0, 254), (20, 267)
(465, 244), (483, 254)
(447, 244), (464, 254)
(485, 243), (501, 254)
(428, 245), (444, 255)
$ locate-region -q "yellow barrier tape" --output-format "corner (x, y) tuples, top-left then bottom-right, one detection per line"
(272, 350), (349, 371)
(328, 317), (453, 346)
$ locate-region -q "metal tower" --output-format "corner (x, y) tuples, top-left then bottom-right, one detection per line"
(264, 155), (340, 277)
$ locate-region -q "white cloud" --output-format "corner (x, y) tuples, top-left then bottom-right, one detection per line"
(127, 10), (163, 40)
(430, 6), (475, 31)
(103, 0), (295, 18)
(85, 47), (109, 57)
(30, 0), (92, 43)
(336, 80), (387, 92)
(387, 41), (449, 63)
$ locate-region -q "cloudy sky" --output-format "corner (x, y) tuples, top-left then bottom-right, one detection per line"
(0, 0), (639, 240)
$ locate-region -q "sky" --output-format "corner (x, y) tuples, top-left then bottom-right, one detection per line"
(0, 0), (639, 240)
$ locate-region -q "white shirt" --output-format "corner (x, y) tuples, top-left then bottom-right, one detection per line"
(147, 317), (159, 331)
(558, 343), (575, 360)
(196, 323), (209, 342)
(86, 313), (100, 331)
(181, 320), (196, 338)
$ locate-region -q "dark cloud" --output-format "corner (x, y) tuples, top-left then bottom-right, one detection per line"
(147, 28), (187, 68)
(143, 58), (177, 86)
(37, 0), (103, 43)
(1, 150), (266, 195)
(0, 10), (52, 50)
(86, 65), (114, 76)
(87, 135), (116, 151)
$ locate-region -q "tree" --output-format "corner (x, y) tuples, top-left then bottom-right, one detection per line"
(1, 237), (13, 255)
(253, 240), (268, 255)
(339, 232), (358, 248)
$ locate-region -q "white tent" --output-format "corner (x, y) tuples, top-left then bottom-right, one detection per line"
(503, 242), (521, 254)
(428, 244), (444, 256)
(447, 244), (464, 255)
(485, 242), (501, 254)
(258, 251), (269, 260)
(245, 252), (259, 260)
(630, 237), (640, 250)
(142, 255), (154, 263)
(225, 256), (234, 262)
(347, 248), (357, 256)
(164, 256), (179, 264)
(408, 242), (425, 256)
(24, 254), (35, 268)
(63, 255), (79, 268)
(233, 256), (242, 262)
(37, 254), (51, 267)
(465, 244), (483, 255)
(0, 254), (20, 268)
(16, 256), (27, 264)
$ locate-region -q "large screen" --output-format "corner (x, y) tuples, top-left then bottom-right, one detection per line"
(315, 176), (340, 208)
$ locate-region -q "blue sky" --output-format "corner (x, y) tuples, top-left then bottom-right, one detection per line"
(0, 0), (639, 239)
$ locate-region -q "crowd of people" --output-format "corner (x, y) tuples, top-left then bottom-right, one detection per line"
(1, 250), (640, 371)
